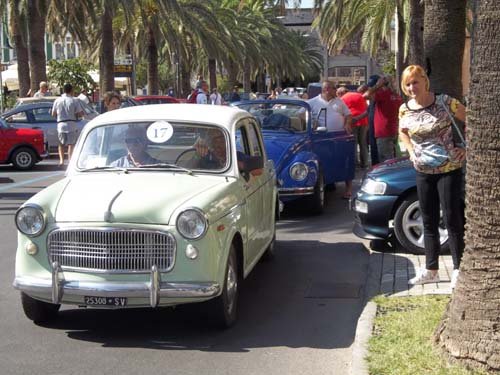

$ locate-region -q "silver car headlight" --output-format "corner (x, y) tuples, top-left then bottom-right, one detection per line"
(176, 208), (208, 240)
(361, 178), (387, 195)
(15, 204), (46, 237)
(289, 162), (308, 181)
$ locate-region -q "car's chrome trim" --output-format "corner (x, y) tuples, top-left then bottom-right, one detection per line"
(278, 186), (314, 196)
(13, 275), (220, 306)
(47, 227), (176, 274)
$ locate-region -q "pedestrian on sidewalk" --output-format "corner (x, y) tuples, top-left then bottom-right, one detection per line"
(51, 83), (84, 167)
(210, 87), (223, 105)
(33, 81), (52, 98)
(398, 65), (466, 288)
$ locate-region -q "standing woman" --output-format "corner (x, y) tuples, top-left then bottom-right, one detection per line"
(398, 65), (466, 288)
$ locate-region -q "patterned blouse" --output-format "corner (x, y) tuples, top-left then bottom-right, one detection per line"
(399, 93), (464, 174)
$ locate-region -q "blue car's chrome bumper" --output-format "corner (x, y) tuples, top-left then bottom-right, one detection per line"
(13, 263), (220, 308)
(278, 186), (314, 196)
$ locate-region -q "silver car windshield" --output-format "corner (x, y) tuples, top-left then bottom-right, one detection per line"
(77, 121), (229, 172)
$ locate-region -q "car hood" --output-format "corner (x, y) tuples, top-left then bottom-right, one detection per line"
(366, 157), (417, 194)
(55, 173), (226, 224)
(262, 131), (306, 171)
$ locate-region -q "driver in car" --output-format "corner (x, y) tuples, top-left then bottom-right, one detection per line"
(111, 126), (159, 167)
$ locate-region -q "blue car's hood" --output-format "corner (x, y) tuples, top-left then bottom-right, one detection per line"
(262, 131), (307, 171)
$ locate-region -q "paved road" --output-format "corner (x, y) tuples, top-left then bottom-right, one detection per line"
(0, 159), (370, 375)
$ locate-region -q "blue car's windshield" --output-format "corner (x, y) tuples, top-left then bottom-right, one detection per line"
(236, 103), (308, 133)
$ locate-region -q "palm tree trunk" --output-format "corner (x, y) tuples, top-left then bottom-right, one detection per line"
(100, 2), (114, 93)
(227, 59), (238, 89)
(9, 0), (30, 96)
(395, 2), (405, 95)
(423, 0), (466, 99)
(407, 0), (424, 66)
(146, 25), (159, 95)
(435, 1), (500, 371)
(27, 0), (47, 93)
(208, 58), (217, 90)
(242, 62), (251, 93)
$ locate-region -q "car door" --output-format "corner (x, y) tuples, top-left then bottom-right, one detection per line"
(310, 108), (356, 184)
(245, 118), (276, 250)
(235, 122), (262, 266)
(0, 122), (9, 162)
(31, 106), (58, 150)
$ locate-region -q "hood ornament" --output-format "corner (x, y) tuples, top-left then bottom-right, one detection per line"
(104, 190), (123, 222)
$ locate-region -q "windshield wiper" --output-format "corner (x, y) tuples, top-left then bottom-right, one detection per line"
(139, 163), (193, 175)
(80, 166), (129, 173)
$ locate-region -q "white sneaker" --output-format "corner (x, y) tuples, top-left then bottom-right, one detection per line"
(450, 269), (459, 289)
(409, 268), (440, 285)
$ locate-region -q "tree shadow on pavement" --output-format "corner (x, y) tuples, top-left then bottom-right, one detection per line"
(41, 240), (373, 353)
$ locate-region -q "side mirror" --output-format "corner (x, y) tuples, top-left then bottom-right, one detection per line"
(316, 126), (328, 133)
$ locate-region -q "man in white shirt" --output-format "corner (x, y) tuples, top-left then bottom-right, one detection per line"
(196, 81), (210, 104)
(307, 80), (354, 198)
(51, 83), (84, 167)
(307, 80), (352, 133)
(210, 87), (223, 105)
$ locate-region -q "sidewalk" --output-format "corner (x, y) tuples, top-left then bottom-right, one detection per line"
(367, 250), (454, 298)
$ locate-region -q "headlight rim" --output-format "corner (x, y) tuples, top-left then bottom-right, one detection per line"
(289, 162), (309, 181)
(15, 203), (47, 237)
(176, 207), (209, 240)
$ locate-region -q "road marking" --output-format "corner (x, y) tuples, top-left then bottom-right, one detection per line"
(0, 172), (64, 193)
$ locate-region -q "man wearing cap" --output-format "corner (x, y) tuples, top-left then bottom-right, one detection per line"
(363, 75), (402, 162)
(51, 83), (84, 166)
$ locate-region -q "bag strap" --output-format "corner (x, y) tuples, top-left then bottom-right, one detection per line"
(439, 95), (467, 147)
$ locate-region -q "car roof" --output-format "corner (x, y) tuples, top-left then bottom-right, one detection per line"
(16, 96), (59, 104)
(88, 103), (251, 131)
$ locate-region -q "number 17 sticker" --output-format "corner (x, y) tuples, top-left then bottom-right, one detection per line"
(147, 121), (174, 143)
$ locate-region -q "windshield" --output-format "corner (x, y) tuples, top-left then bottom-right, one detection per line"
(236, 102), (308, 133)
(77, 121), (229, 172)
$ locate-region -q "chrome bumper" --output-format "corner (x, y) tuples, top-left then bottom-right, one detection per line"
(13, 262), (220, 308)
(278, 186), (314, 197)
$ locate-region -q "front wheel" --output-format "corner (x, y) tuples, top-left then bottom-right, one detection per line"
(307, 171), (325, 215)
(12, 148), (36, 170)
(208, 245), (239, 328)
(393, 193), (449, 255)
(21, 292), (60, 323)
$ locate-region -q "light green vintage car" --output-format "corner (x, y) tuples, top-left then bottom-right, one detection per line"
(13, 104), (277, 328)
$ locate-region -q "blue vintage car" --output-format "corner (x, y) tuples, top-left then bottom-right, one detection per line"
(235, 99), (355, 214)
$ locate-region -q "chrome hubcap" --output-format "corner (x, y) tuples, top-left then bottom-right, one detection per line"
(225, 259), (237, 313)
(402, 201), (448, 248)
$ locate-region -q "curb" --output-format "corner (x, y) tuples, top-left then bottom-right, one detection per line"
(351, 301), (377, 375)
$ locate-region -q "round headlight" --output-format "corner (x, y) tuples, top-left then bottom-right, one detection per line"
(176, 208), (208, 240)
(15, 204), (46, 237)
(289, 162), (308, 181)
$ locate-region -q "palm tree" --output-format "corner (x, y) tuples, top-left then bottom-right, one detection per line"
(423, 0), (466, 99)
(26, 0), (48, 93)
(2, 0), (31, 96)
(435, 1), (500, 371)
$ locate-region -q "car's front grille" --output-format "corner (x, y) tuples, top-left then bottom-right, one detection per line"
(47, 228), (176, 273)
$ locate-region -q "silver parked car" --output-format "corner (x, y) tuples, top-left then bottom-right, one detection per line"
(2, 102), (97, 152)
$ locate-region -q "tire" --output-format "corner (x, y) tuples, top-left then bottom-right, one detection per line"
(393, 193), (449, 255)
(208, 245), (239, 328)
(307, 170), (325, 215)
(21, 292), (60, 323)
(11, 148), (36, 170)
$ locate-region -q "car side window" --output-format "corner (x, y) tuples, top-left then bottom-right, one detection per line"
(7, 111), (28, 123)
(246, 121), (264, 157)
(235, 125), (250, 156)
(32, 107), (56, 122)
